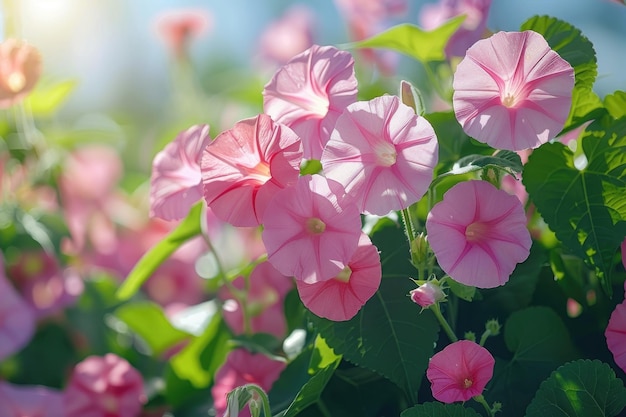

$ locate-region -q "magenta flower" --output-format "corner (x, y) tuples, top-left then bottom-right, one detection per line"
(0, 39), (42, 108)
(219, 261), (293, 338)
(0, 254), (36, 361)
(0, 382), (64, 417)
(150, 124), (211, 221)
(212, 349), (286, 417)
(453, 30), (575, 151)
(321, 95), (438, 215)
(606, 299), (626, 373)
(201, 114), (302, 227)
(410, 281), (445, 309)
(263, 45), (358, 160)
(427, 340), (495, 403)
(426, 180), (531, 288)
(419, 0), (492, 58)
(262, 175), (362, 283)
(63, 353), (147, 417)
(296, 233), (381, 321)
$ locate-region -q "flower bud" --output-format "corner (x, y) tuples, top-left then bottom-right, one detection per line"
(410, 281), (445, 308)
(485, 319), (501, 336)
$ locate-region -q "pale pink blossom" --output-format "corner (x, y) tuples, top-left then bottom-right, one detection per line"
(201, 114), (302, 227)
(296, 233), (381, 321)
(419, 0), (492, 58)
(154, 8), (212, 59)
(427, 340), (495, 403)
(321, 95), (438, 215)
(64, 353), (147, 417)
(0, 39), (42, 108)
(453, 30), (575, 151)
(262, 175), (362, 283)
(410, 281), (445, 309)
(334, 0), (407, 24)
(0, 254), (36, 361)
(258, 5), (315, 67)
(0, 382), (64, 417)
(263, 45), (358, 160)
(219, 261), (293, 338)
(426, 180), (531, 288)
(212, 349), (286, 417)
(606, 298), (626, 373)
(150, 124), (211, 221)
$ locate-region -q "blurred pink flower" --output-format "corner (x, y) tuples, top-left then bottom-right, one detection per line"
(258, 5), (315, 67)
(0, 39), (42, 108)
(427, 340), (495, 403)
(220, 261), (293, 338)
(262, 175), (362, 283)
(321, 95), (438, 215)
(7, 251), (83, 318)
(212, 349), (286, 417)
(59, 145), (124, 253)
(144, 256), (205, 312)
(154, 8), (212, 59)
(64, 353), (147, 417)
(201, 114), (302, 227)
(410, 281), (445, 309)
(0, 254), (36, 361)
(263, 45), (358, 160)
(0, 382), (64, 417)
(150, 124), (211, 221)
(606, 298), (626, 373)
(419, 0), (492, 58)
(334, 0), (407, 24)
(296, 233), (381, 321)
(426, 180), (531, 288)
(453, 30), (575, 151)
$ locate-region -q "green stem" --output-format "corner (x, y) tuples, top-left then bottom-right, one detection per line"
(246, 384), (272, 417)
(473, 394), (494, 417)
(431, 302), (458, 342)
(479, 330), (491, 347)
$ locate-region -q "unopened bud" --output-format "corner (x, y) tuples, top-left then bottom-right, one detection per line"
(485, 319), (501, 336)
(399, 80), (425, 116)
(410, 281), (445, 309)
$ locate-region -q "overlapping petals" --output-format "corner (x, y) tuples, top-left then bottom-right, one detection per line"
(201, 114), (302, 227)
(0, 382), (64, 417)
(322, 95), (438, 215)
(262, 175), (362, 283)
(296, 233), (381, 321)
(426, 180), (531, 288)
(0, 39), (42, 108)
(263, 45), (358, 159)
(150, 124), (211, 220)
(453, 30), (575, 151)
(427, 340), (495, 403)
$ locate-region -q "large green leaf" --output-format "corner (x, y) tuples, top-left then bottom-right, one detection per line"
(525, 360), (626, 417)
(487, 306), (578, 417)
(114, 301), (192, 357)
(25, 78), (78, 117)
(522, 117), (626, 296)
(116, 202), (202, 300)
(311, 219), (439, 403)
(604, 91), (626, 119)
(352, 16), (466, 63)
(401, 402), (482, 417)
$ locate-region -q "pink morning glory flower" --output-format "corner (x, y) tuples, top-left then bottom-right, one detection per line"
(201, 113), (302, 227)
(295, 233), (381, 321)
(263, 44), (358, 160)
(606, 298), (626, 373)
(262, 175), (362, 283)
(212, 349), (286, 417)
(453, 30), (575, 151)
(0, 254), (36, 361)
(257, 5), (315, 67)
(0, 382), (64, 417)
(150, 124), (211, 221)
(427, 340), (495, 403)
(63, 353), (147, 417)
(426, 180), (531, 288)
(154, 8), (212, 59)
(321, 95), (439, 215)
(0, 39), (42, 108)
(419, 0), (492, 58)
(410, 281), (445, 309)
(219, 261), (293, 338)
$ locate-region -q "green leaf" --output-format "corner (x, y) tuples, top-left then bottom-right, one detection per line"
(116, 202), (203, 300)
(442, 150), (523, 178)
(604, 91), (626, 119)
(114, 301), (192, 357)
(522, 117), (626, 296)
(445, 278), (476, 302)
(311, 220), (439, 403)
(525, 360), (626, 417)
(401, 402), (482, 417)
(25, 79), (77, 117)
(352, 16), (466, 63)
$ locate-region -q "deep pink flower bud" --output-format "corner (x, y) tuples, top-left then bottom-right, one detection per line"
(410, 282), (445, 308)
